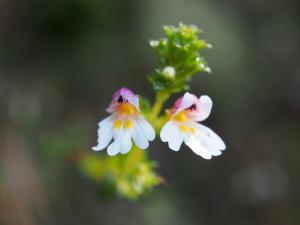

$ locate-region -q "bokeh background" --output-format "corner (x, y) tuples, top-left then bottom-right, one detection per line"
(1, 0), (300, 225)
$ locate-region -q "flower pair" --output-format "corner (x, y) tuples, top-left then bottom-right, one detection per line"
(92, 87), (226, 159)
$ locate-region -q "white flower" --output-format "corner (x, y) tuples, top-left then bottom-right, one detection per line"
(92, 87), (155, 156)
(160, 92), (226, 159)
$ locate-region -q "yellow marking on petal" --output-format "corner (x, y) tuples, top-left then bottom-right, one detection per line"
(114, 120), (122, 129)
(180, 125), (189, 133)
(118, 103), (137, 116)
(179, 125), (196, 134)
(190, 127), (196, 134)
(124, 120), (132, 129)
(173, 111), (188, 122)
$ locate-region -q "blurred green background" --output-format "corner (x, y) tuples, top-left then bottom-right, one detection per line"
(1, 0), (300, 225)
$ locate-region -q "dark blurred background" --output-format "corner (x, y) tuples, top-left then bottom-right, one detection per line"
(1, 0), (300, 225)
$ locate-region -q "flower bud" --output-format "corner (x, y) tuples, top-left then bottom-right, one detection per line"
(162, 66), (176, 79)
(149, 40), (159, 47)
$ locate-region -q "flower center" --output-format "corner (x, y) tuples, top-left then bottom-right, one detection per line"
(173, 111), (188, 122)
(117, 103), (137, 116)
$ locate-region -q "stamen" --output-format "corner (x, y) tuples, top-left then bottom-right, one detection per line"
(188, 104), (197, 110)
(117, 96), (124, 103)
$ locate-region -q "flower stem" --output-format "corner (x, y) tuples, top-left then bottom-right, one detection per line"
(148, 91), (170, 125)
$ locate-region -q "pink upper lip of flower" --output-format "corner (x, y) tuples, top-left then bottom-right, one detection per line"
(169, 92), (213, 122)
(112, 87), (135, 101)
(106, 87), (140, 113)
(171, 93), (200, 115)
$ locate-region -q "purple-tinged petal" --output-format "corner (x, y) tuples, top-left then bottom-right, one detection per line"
(106, 87), (140, 112)
(112, 87), (135, 101)
(189, 95), (212, 121)
(171, 92), (198, 115)
(170, 92), (213, 122)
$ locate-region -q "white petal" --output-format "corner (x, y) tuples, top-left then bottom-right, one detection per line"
(97, 120), (113, 143)
(196, 95), (213, 121)
(92, 115), (114, 151)
(98, 114), (114, 126)
(132, 120), (149, 149)
(107, 138), (120, 156)
(119, 128), (133, 154)
(160, 121), (183, 151)
(184, 134), (212, 159)
(186, 123), (226, 158)
(195, 134), (222, 156)
(196, 123), (226, 151)
(168, 128), (184, 151)
(137, 117), (155, 141)
(107, 124), (134, 156)
(160, 121), (174, 142)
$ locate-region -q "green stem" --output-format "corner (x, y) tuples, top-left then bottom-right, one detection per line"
(148, 91), (170, 125)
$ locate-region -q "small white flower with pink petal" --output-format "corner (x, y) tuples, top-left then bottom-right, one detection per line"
(92, 87), (155, 156)
(160, 92), (226, 159)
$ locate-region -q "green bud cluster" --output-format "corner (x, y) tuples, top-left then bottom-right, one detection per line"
(79, 147), (160, 199)
(149, 23), (211, 93)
